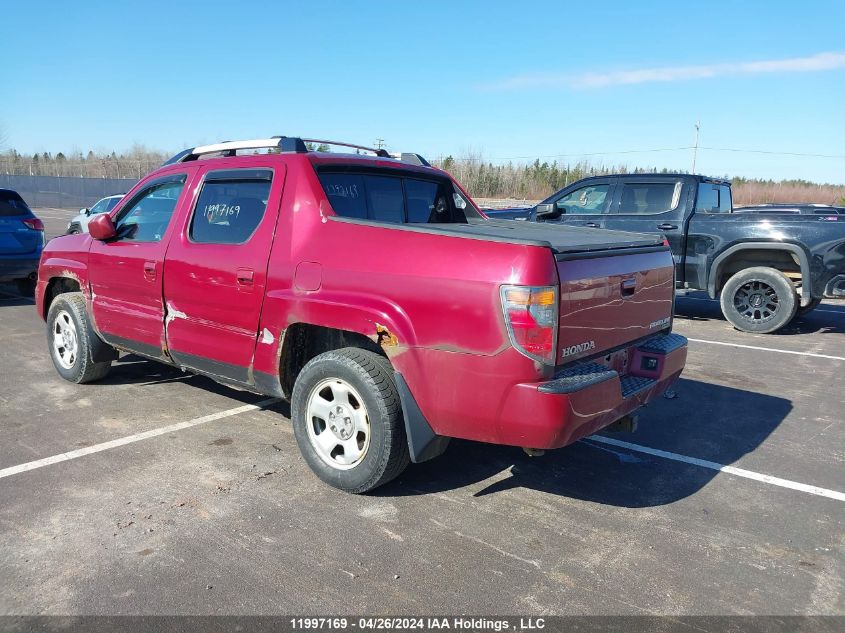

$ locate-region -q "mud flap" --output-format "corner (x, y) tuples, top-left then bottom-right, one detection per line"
(394, 372), (450, 463)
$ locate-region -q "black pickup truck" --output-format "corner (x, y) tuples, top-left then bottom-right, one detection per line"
(498, 174), (845, 333)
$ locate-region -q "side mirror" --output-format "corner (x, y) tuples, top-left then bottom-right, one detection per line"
(535, 203), (562, 220)
(88, 213), (117, 240)
(80, 208), (90, 216)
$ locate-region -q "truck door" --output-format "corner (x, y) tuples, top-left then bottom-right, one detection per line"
(544, 179), (615, 228)
(88, 172), (192, 357)
(604, 178), (689, 268)
(162, 165), (285, 384)
(683, 182), (733, 289)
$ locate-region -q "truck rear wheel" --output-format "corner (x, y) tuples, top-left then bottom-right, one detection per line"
(46, 292), (113, 383)
(291, 348), (410, 493)
(720, 267), (798, 333)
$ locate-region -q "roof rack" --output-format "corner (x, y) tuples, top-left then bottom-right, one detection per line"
(300, 138), (390, 158)
(162, 136), (430, 167)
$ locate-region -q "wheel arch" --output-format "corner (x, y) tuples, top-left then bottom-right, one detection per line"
(276, 322), (388, 398)
(42, 275), (83, 319)
(708, 242), (811, 304)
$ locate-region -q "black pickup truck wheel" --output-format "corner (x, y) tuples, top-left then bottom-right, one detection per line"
(291, 347), (410, 493)
(720, 267), (798, 333)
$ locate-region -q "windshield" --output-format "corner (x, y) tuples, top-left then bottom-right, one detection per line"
(105, 196), (123, 212)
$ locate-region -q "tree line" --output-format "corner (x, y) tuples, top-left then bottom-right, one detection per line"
(2, 146), (843, 206)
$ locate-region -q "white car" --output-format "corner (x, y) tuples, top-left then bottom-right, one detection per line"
(66, 194), (124, 234)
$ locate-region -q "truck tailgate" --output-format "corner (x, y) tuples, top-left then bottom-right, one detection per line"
(556, 248), (675, 363)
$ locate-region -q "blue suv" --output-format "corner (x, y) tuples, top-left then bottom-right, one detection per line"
(0, 189), (45, 295)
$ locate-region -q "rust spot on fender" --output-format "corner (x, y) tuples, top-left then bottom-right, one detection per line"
(376, 324), (398, 347)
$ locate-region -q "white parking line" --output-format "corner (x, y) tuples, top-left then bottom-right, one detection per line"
(590, 436), (845, 502)
(0, 398), (280, 481)
(686, 338), (845, 362)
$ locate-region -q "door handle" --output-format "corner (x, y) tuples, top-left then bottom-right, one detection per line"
(585, 222), (600, 228)
(657, 223), (678, 230)
(621, 278), (637, 297)
(143, 261), (156, 280)
(236, 268), (255, 285)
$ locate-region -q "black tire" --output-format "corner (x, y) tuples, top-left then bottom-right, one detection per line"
(291, 347), (410, 493)
(797, 297), (822, 317)
(16, 277), (36, 297)
(719, 266), (798, 334)
(46, 292), (112, 383)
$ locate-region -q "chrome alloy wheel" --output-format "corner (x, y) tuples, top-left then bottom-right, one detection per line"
(305, 378), (371, 470)
(52, 310), (79, 369)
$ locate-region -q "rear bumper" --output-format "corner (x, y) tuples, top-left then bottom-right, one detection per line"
(0, 257), (40, 282)
(494, 333), (688, 449)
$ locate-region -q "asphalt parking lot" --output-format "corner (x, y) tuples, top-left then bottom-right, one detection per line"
(0, 209), (842, 615)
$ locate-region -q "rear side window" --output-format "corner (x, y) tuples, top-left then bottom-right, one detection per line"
(190, 170), (272, 244)
(617, 182), (682, 214)
(0, 190), (32, 217)
(319, 171), (470, 224)
(696, 183), (732, 213)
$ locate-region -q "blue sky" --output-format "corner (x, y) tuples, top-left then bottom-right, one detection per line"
(3, 0), (845, 183)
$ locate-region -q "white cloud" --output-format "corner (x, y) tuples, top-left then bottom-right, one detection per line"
(488, 52), (845, 90)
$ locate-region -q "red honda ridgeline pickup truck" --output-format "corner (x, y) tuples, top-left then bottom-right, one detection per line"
(36, 137), (687, 492)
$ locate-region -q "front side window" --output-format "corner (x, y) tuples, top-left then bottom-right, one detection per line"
(696, 183), (731, 213)
(318, 171), (472, 224)
(189, 170), (272, 244)
(105, 197), (123, 212)
(114, 176), (186, 242)
(617, 182), (681, 215)
(554, 184), (610, 215)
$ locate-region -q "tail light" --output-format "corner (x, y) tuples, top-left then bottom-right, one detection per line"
(22, 218), (44, 231)
(500, 285), (558, 365)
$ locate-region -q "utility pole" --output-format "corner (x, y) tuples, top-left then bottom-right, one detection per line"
(691, 120), (700, 173)
(374, 138), (385, 150)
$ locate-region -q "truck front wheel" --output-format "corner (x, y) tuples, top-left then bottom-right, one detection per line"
(719, 267), (798, 333)
(291, 348), (410, 493)
(46, 292), (113, 383)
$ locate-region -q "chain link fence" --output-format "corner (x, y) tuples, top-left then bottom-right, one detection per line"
(0, 174), (138, 209)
